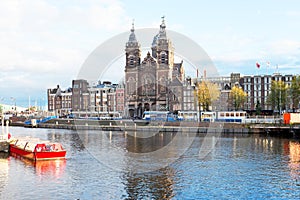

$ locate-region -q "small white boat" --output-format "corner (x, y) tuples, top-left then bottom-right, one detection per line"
(0, 117), (11, 152)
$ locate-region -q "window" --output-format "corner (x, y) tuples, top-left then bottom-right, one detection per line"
(128, 55), (135, 66)
(160, 51), (167, 64)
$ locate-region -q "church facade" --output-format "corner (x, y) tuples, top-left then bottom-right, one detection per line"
(124, 18), (188, 118)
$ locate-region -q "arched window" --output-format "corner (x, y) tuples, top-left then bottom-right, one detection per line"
(160, 51), (167, 64)
(128, 55), (135, 66)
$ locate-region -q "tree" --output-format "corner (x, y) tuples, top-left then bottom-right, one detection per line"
(194, 80), (220, 121)
(267, 80), (288, 114)
(290, 76), (300, 110)
(255, 100), (262, 115)
(230, 85), (247, 111)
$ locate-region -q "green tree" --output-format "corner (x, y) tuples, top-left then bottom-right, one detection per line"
(267, 80), (288, 114)
(255, 100), (262, 115)
(230, 86), (247, 111)
(290, 76), (300, 110)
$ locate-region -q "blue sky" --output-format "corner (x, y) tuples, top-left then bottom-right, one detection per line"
(0, 0), (299, 107)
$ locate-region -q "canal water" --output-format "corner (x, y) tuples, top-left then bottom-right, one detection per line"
(0, 126), (300, 199)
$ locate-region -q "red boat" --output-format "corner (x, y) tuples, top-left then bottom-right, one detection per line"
(10, 138), (66, 161)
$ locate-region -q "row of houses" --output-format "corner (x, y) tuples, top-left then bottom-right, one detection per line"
(48, 80), (124, 117)
(47, 72), (297, 118)
(194, 72), (296, 113)
(47, 77), (196, 118)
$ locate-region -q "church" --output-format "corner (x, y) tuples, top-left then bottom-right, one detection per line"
(124, 18), (194, 118)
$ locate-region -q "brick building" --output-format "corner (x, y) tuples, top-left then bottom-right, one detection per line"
(47, 85), (72, 116)
(124, 18), (190, 118)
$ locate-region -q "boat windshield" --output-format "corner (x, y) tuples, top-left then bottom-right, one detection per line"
(52, 143), (64, 151)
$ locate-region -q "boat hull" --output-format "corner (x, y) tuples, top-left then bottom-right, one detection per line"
(10, 144), (66, 161)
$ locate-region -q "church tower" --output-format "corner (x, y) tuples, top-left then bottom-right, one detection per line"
(125, 21), (141, 69)
(124, 18), (184, 117)
(125, 21), (141, 117)
(152, 16), (174, 68)
(152, 17), (175, 110)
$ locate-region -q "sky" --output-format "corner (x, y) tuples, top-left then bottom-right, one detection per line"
(0, 0), (300, 107)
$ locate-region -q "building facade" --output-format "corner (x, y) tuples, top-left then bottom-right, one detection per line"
(71, 79), (90, 112)
(47, 85), (72, 116)
(193, 72), (296, 113)
(116, 83), (125, 116)
(241, 73), (294, 112)
(88, 81), (118, 113)
(124, 18), (187, 118)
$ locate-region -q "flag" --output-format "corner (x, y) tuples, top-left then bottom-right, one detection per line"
(256, 62), (260, 68)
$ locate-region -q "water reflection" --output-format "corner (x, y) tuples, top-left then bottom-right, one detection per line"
(124, 131), (176, 153)
(3, 127), (300, 199)
(10, 154), (66, 179)
(287, 141), (300, 182)
(124, 167), (175, 200)
(34, 160), (66, 178)
(0, 152), (9, 193)
(47, 130), (85, 153)
(82, 130), (177, 153)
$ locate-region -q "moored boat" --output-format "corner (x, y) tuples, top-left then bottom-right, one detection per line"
(0, 117), (11, 152)
(10, 137), (66, 161)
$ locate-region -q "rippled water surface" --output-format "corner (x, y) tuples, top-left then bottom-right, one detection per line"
(0, 126), (300, 199)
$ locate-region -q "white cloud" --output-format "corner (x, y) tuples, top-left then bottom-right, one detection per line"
(268, 40), (300, 55)
(0, 0), (20, 30)
(201, 34), (300, 75)
(286, 11), (300, 17)
(0, 0), (131, 105)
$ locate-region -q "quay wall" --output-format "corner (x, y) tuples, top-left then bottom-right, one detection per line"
(33, 119), (300, 138)
(0, 141), (9, 152)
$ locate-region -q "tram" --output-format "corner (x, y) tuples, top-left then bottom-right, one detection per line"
(69, 111), (122, 120)
(177, 111), (247, 123)
(177, 111), (198, 121)
(142, 111), (177, 122)
(215, 111), (247, 123)
(142, 110), (247, 123)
